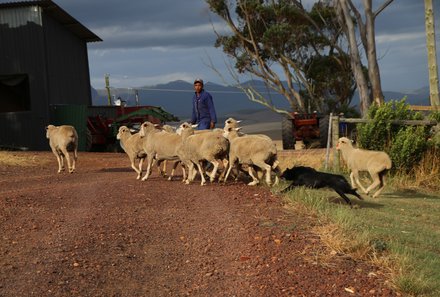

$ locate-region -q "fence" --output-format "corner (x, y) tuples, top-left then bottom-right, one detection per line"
(325, 114), (438, 171)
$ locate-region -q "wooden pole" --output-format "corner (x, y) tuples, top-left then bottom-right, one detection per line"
(425, 0), (440, 107)
(324, 113), (333, 170)
(332, 115), (340, 171)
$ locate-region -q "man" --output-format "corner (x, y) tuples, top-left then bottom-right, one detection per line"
(191, 78), (217, 130)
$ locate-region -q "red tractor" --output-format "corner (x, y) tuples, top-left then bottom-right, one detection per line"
(281, 112), (329, 149)
(87, 105), (179, 152)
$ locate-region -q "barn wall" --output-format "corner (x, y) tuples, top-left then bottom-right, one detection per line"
(0, 5), (94, 150)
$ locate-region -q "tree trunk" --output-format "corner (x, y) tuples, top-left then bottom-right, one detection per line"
(338, 0), (371, 116)
(363, 0), (384, 106)
(425, 0), (440, 107)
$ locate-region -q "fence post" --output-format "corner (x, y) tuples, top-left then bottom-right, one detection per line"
(332, 115), (340, 171)
(324, 113), (333, 170)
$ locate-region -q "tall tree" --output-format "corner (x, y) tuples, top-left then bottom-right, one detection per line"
(334, 0), (393, 116)
(207, 0), (356, 115)
(425, 0), (440, 108)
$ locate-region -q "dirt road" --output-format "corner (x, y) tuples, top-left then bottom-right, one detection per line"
(0, 152), (397, 296)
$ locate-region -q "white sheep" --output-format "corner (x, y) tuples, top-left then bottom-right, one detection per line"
(45, 125), (78, 173)
(223, 126), (279, 186)
(116, 126), (147, 179)
(139, 121), (186, 181)
(336, 137), (392, 198)
(177, 122), (229, 186)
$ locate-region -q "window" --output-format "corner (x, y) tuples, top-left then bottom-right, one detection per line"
(0, 74), (30, 112)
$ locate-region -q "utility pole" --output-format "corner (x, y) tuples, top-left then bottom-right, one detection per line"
(425, 0), (440, 108)
(135, 89), (139, 106)
(104, 74), (112, 106)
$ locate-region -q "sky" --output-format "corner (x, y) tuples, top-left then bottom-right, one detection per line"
(6, 0), (439, 92)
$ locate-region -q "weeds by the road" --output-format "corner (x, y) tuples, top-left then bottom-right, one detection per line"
(0, 151), (51, 167)
(278, 183), (440, 297)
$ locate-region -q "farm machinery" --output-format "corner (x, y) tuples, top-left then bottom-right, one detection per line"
(86, 105), (179, 152)
(281, 112), (329, 149)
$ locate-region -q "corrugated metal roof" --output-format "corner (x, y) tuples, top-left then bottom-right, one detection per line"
(0, 0), (102, 42)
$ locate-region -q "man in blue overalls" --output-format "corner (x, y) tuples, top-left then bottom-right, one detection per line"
(191, 78), (217, 130)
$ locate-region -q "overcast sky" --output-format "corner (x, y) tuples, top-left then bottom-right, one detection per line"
(16, 1), (440, 92)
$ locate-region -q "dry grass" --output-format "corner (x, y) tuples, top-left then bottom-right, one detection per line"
(277, 148), (332, 172)
(392, 148), (440, 193)
(0, 151), (51, 167)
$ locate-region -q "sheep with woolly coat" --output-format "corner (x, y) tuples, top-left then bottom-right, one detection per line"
(116, 126), (147, 179)
(46, 125), (78, 173)
(223, 126), (279, 186)
(336, 137), (392, 198)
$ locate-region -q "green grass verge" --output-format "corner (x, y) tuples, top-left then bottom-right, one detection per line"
(275, 183), (440, 297)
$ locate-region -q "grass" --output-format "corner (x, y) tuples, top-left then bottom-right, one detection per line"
(276, 179), (440, 296)
(0, 151), (51, 167)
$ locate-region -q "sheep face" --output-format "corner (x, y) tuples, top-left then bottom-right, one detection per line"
(139, 121), (156, 138)
(336, 137), (353, 150)
(45, 125), (56, 139)
(224, 118), (241, 126)
(223, 126), (241, 139)
(116, 126), (130, 140)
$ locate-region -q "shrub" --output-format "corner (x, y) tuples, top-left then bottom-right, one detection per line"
(389, 126), (428, 172)
(356, 98), (429, 172)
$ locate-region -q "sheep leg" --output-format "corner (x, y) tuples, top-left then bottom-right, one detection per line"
(163, 160), (168, 176)
(168, 160), (179, 181)
(60, 148), (73, 173)
(52, 149), (63, 173)
(129, 156), (142, 179)
(372, 173), (386, 198)
(180, 162), (187, 182)
(367, 171), (386, 198)
(141, 155), (155, 181)
(217, 158), (229, 182)
(195, 162), (206, 186)
(351, 170), (367, 194)
(254, 161), (272, 186)
(185, 162), (195, 184)
(223, 156), (237, 183)
(208, 159), (220, 182)
(247, 166), (260, 186)
(137, 158), (144, 179)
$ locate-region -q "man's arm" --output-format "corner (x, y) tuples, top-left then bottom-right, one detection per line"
(206, 93), (217, 125)
(191, 96), (197, 124)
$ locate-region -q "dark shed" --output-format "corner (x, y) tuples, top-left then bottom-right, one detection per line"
(0, 0), (101, 150)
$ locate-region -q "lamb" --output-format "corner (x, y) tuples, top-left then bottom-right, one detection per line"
(116, 126), (147, 179)
(139, 121), (186, 181)
(223, 126), (279, 186)
(336, 137), (392, 198)
(280, 166), (363, 206)
(45, 125), (78, 173)
(177, 122), (229, 185)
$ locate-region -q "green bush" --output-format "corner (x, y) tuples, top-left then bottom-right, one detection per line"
(389, 126), (428, 172)
(356, 98), (429, 172)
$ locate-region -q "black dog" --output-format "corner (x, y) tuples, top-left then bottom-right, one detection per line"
(280, 166), (363, 206)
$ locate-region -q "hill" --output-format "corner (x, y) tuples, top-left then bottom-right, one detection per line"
(91, 80), (431, 121)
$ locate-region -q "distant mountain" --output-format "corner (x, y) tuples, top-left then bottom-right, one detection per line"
(91, 80), (431, 120)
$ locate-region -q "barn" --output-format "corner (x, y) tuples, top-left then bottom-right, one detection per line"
(0, 0), (101, 150)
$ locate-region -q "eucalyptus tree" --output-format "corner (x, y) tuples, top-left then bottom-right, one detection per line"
(334, 0), (394, 115)
(207, 0), (356, 115)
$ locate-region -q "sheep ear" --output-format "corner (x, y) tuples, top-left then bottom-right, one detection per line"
(235, 127), (242, 132)
(191, 124), (198, 128)
(236, 120), (241, 123)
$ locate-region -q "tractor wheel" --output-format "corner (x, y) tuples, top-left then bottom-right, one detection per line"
(319, 115), (330, 148)
(282, 115), (295, 150)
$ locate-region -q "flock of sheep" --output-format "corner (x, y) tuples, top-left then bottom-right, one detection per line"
(45, 119), (393, 205)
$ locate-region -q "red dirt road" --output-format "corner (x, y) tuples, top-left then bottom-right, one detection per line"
(0, 152), (398, 296)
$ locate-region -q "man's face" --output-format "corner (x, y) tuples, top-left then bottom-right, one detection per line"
(194, 82), (203, 93)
